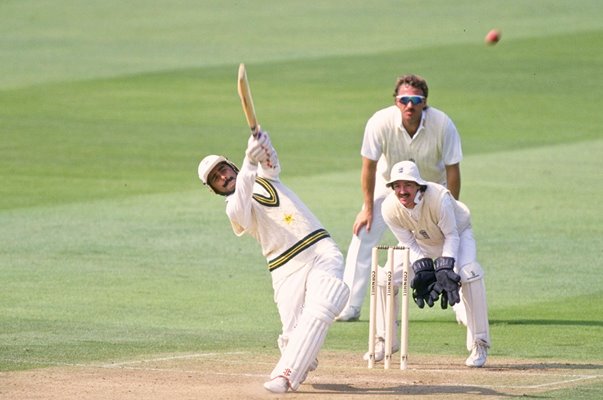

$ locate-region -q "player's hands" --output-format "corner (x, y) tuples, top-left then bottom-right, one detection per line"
(410, 258), (439, 308)
(256, 129), (271, 147)
(433, 257), (461, 308)
(257, 130), (279, 170)
(352, 208), (372, 235)
(245, 137), (261, 165)
(262, 147), (278, 170)
(246, 130), (272, 164)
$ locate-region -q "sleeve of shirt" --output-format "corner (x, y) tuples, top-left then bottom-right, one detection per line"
(360, 113), (382, 161)
(442, 117), (463, 166)
(225, 157), (257, 236)
(437, 194), (460, 259)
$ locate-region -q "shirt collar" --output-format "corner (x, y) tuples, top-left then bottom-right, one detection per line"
(396, 107), (427, 135)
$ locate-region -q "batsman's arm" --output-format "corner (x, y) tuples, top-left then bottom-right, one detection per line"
(226, 158), (258, 235)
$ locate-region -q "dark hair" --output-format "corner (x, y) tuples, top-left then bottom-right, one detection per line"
(393, 74), (429, 98)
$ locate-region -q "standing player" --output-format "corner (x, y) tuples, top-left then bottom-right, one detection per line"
(338, 74), (464, 322)
(197, 130), (349, 393)
(371, 160), (490, 367)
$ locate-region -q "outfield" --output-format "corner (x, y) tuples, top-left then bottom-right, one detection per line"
(1, 1), (602, 399)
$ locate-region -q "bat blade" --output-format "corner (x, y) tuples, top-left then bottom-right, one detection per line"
(237, 63), (259, 136)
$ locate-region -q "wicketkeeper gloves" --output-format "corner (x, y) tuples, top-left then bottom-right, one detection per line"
(433, 257), (461, 309)
(410, 258), (439, 308)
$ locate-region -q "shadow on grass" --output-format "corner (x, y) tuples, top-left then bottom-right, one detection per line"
(490, 319), (603, 327)
(310, 383), (516, 397)
(490, 362), (603, 371)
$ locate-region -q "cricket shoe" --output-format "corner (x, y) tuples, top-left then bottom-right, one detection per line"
(362, 338), (399, 362)
(335, 305), (361, 322)
(263, 376), (289, 393)
(465, 339), (489, 368)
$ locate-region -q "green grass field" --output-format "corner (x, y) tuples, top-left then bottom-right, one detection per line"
(1, 1), (602, 398)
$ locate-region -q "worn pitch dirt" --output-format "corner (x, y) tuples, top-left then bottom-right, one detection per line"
(2, 351), (602, 399)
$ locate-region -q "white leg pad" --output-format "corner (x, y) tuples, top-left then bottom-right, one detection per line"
(270, 275), (349, 390)
(454, 261), (486, 327)
(458, 261), (485, 284)
(277, 335), (288, 355)
(459, 266), (490, 351)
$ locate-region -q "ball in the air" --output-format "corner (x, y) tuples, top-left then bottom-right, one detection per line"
(485, 29), (501, 45)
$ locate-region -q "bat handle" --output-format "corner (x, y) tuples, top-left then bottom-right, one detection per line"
(251, 125), (259, 137)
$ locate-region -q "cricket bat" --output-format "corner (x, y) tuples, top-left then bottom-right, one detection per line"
(237, 63), (259, 137)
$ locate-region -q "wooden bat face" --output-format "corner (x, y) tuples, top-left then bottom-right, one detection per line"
(237, 64), (258, 136)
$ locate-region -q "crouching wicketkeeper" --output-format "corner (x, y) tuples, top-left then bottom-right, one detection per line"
(364, 160), (490, 367)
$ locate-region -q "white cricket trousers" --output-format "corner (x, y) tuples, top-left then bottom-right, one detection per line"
(272, 241), (345, 344)
(270, 241), (348, 390)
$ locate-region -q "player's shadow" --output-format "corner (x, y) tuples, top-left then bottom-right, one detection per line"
(310, 384), (512, 397)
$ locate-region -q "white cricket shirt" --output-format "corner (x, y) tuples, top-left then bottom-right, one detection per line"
(361, 105), (463, 186)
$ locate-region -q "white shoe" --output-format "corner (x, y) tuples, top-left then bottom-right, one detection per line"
(465, 340), (489, 367)
(263, 376), (289, 393)
(336, 306), (360, 322)
(363, 338), (399, 362)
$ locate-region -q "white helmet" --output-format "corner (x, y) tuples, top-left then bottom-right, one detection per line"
(386, 160), (427, 188)
(198, 155), (238, 194)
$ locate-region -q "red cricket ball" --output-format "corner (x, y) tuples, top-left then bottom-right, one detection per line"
(485, 29), (501, 45)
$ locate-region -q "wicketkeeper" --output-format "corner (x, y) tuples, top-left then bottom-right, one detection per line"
(198, 130), (349, 393)
(366, 160), (490, 367)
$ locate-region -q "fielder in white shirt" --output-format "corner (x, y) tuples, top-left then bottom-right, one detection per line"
(198, 130), (349, 393)
(338, 74), (464, 322)
(369, 160), (490, 367)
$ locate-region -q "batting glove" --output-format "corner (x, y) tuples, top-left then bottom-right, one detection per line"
(246, 132), (271, 164)
(261, 148), (279, 170)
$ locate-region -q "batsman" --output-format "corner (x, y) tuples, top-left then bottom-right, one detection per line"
(198, 129), (349, 393)
(367, 160), (490, 367)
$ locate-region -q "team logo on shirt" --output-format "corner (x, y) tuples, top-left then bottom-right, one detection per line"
(283, 214), (295, 224)
(253, 177), (280, 207)
(419, 229), (430, 239)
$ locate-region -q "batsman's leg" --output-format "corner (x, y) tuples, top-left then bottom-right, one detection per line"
(269, 273), (349, 391)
